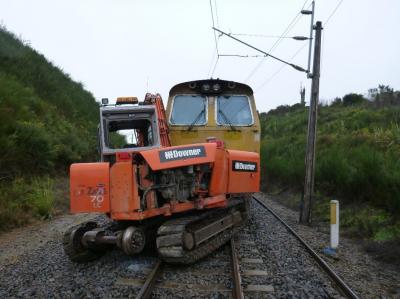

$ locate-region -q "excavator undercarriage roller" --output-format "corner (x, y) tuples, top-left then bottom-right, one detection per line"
(156, 197), (248, 264)
(120, 226), (146, 255)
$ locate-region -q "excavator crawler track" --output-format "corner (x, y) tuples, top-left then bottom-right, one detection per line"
(156, 198), (247, 264)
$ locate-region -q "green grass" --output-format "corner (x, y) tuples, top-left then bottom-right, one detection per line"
(261, 103), (400, 241)
(0, 176), (56, 230)
(27, 177), (55, 219)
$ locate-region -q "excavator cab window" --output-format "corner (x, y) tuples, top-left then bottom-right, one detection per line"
(106, 119), (153, 149)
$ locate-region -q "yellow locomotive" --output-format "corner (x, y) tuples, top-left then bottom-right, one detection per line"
(166, 79), (260, 153)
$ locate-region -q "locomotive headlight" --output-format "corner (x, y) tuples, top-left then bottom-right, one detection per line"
(212, 83), (221, 92)
(201, 83), (211, 92)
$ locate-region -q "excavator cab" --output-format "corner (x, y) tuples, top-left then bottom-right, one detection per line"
(97, 94), (172, 162)
(99, 104), (160, 160)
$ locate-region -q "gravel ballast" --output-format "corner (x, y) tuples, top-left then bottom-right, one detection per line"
(245, 198), (344, 298)
(256, 193), (400, 298)
(1, 195), (396, 298)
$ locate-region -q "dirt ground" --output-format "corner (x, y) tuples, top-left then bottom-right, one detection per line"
(0, 212), (96, 266)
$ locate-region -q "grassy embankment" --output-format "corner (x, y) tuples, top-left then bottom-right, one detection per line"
(0, 27), (99, 230)
(260, 92), (400, 243)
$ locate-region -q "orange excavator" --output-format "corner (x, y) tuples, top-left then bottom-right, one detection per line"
(63, 79), (260, 264)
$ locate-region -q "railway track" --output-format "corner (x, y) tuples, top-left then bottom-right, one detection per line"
(124, 195), (360, 298)
(252, 195), (359, 299)
(133, 238), (270, 298)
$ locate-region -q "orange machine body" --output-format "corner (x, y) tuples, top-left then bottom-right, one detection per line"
(70, 142), (259, 221)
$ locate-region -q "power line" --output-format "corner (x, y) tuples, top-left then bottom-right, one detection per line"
(325, 0), (344, 26)
(219, 54), (267, 58)
(207, 0), (221, 77)
(207, 49), (218, 77)
(244, 0), (309, 82)
(255, 42), (308, 92)
(255, 0), (343, 91)
(302, 0), (311, 10)
(231, 33), (309, 40)
(213, 27), (307, 73)
(214, 0), (220, 28)
(211, 55), (219, 77)
(209, 0), (219, 56)
(320, 0), (344, 77)
(232, 33), (294, 39)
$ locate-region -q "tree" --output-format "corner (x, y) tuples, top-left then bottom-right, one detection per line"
(342, 93), (367, 106)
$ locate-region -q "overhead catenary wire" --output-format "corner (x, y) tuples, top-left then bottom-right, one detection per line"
(244, 0), (309, 82)
(209, 0), (219, 56)
(213, 27), (307, 73)
(320, 0), (344, 79)
(255, 42), (308, 92)
(231, 33), (309, 41)
(243, 14), (302, 82)
(219, 54), (267, 58)
(214, 0), (220, 28)
(207, 0), (220, 77)
(256, 0), (344, 92)
(231, 33), (306, 39)
(325, 0), (344, 26)
(207, 49), (218, 78)
(207, 0), (341, 84)
(232, 33), (293, 38)
(210, 55), (219, 78)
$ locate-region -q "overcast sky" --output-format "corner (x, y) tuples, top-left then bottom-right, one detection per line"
(1, 0), (399, 112)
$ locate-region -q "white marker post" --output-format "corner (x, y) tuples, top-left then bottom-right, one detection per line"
(330, 200), (339, 250)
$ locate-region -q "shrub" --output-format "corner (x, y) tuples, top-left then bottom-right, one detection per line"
(342, 93), (367, 106)
(0, 176), (55, 230)
(260, 103), (400, 240)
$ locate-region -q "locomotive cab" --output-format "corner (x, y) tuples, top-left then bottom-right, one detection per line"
(166, 79), (261, 153)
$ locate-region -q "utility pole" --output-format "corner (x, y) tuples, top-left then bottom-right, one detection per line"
(300, 21), (323, 224)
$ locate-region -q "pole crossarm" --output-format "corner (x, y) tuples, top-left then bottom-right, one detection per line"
(212, 27), (308, 73)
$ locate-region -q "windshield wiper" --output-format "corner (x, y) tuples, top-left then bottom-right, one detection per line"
(218, 109), (237, 131)
(187, 108), (205, 131)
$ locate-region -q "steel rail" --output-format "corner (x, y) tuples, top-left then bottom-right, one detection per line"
(135, 259), (163, 299)
(252, 196), (360, 299)
(230, 238), (244, 299)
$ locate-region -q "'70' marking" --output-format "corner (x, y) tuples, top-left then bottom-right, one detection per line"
(87, 185), (105, 209)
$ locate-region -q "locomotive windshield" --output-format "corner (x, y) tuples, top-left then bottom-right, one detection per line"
(170, 95), (207, 125)
(217, 95), (253, 126)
